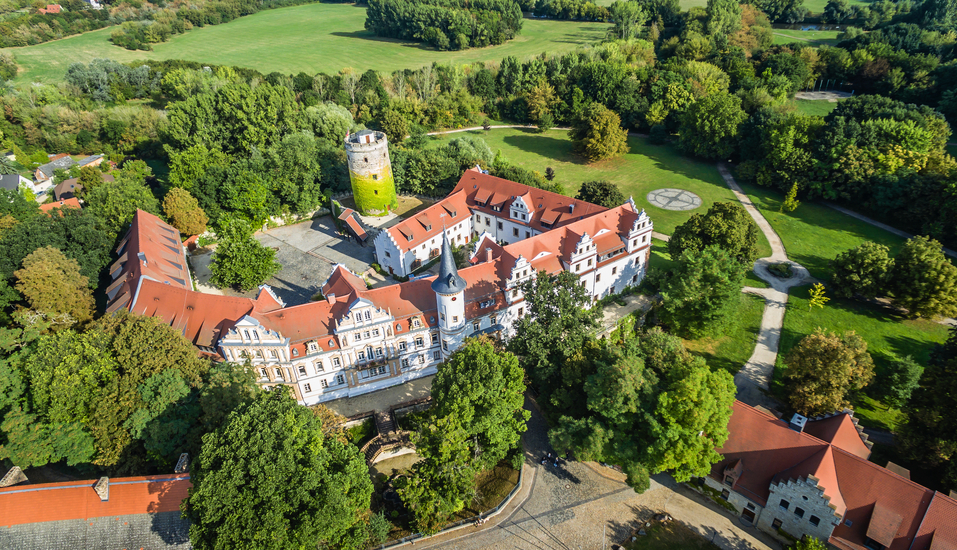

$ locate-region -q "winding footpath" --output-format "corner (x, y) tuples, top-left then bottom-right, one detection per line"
(716, 163), (814, 411)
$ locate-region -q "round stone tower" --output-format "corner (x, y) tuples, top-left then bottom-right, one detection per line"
(344, 130), (397, 217)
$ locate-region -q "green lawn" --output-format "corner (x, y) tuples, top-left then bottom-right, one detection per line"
(771, 285), (949, 431)
(801, 0), (869, 13)
(793, 99), (839, 117)
(772, 29), (842, 47)
(736, 181), (908, 280)
(735, 179), (950, 431)
(431, 129), (772, 249)
(685, 293), (766, 375)
(4, 3), (611, 84)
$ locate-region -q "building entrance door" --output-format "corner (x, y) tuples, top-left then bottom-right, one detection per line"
(741, 509), (756, 523)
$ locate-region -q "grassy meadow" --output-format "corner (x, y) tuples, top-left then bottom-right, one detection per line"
(3, 3), (611, 84)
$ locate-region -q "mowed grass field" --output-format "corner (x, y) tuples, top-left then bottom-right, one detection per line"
(772, 29), (842, 47)
(793, 98), (839, 117)
(736, 181), (950, 431)
(429, 128), (773, 249)
(4, 3), (611, 84)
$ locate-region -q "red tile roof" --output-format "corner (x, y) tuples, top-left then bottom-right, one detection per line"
(716, 402), (953, 550)
(773, 445), (847, 516)
(804, 412), (872, 459)
(911, 492), (957, 550)
(452, 171), (608, 233)
(107, 210), (192, 312)
(39, 197), (80, 214)
(0, 474), (189, 527)
(387, 191), (471, 252)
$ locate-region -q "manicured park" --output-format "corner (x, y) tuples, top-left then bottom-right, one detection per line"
(3, 3), (611, 84)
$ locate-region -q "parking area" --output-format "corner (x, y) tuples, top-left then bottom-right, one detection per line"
(254, 216), (376, 306)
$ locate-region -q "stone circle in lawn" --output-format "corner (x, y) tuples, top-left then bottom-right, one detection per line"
(646, 188), (703, 211)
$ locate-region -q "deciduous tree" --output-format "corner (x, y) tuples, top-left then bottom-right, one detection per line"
(509, 270), (601, 414)
(784, 329), (875, 416)
(14, 246), (95, 329)
(163, 188), (209, 236)
(210, 217), (280, 291)
(186, 390), (373, 550)
(430, 336), (529, 472)
(659, 245), (746, 337)
(879, 354), (923, 408)
(85, 162), (161, 240)
(831, 241), (894, 299)
(568, 103), (630, 162)
(575, 180), (626, 208)
(677, 91), (746, 160)
(668, 202), (760, 265)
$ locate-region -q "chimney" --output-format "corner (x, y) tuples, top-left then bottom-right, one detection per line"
(174, 453), (189, 474)
(485, 247), (493, 263)
(94, 477), (109, 501)
(569, 203), (576, 213)
(788, 413), (807, 433)
(137, 252), (147, 266)
(326, 293), (336, 305)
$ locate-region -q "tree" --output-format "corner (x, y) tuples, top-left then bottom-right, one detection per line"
(659, 245), (747, 337)
(823, 0), (853, 23)
(77, 166), (104, 193)
(14, 246), (95, 329)
(210, 217), (281, 291)
(380, 109), (409, 145)
(185, 390), (373, 550)
(575, 180), (626, 209)
(879, 354), (923, 408)
(167, 144), (229, 192)
(397, 415), (475, 534)
(0, 208), (112, 286)
(899, 329), (957, 490)
(568, 103), (630, 163)
(784, 329), (875, 416)
(163, 188), (209, 236)
(609, 1), (649, 39)
(545, 167), (555, 181)
(808, 283), (829, 310)
(794, 537), (828, 550)
(888, 236), (957, 318)
(645, 358), (735, 482)
(668, 202), (760, 265)
(525, 78), (559, 124)
(830, 241), (894, 300)
(509, 270), (601, 415)
(677, 92), (746, 160)
(430, 336), (529, 472)
(706, 0), (742, 36)
(85, 164), (161, 239)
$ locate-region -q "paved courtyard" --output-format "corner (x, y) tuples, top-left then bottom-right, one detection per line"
(254, 216), (376, 306)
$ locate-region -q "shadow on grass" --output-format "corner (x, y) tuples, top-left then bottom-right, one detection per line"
(501, 129), (587, 165)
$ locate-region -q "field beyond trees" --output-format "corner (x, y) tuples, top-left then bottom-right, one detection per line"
(3, 3), (611, 84)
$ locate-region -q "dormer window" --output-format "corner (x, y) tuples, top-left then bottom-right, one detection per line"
(328, 339), (335, 347)
(292, 348), (299, 357)
(413, 319), (421, 328)
(396, 324), (402, 332)
(364, 310), (371, 320)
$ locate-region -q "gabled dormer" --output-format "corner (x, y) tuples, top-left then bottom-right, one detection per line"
(510, 194), (532, 223)
(626, 208), (653, 253)
(226, 315), (283, 344)
(509, 254), (532, 287)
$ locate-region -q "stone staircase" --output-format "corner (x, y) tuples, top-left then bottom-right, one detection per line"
(374, 410), (396, 436)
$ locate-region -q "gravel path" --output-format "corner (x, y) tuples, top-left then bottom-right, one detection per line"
(717, 163), (814, 412)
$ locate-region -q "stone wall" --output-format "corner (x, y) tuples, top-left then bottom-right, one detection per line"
(755, 477), (842, 543)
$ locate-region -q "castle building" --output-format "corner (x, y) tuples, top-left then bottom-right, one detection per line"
(707, 402), (957, 550)
(108, 170), (654, 405)
(344, 130), (396, 216)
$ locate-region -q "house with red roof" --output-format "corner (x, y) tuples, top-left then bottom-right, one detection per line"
(39, 197), (80, 214)
(36, 4), (61, 14)
(374, 169), (610, 277)
(706, 402), (957, 550)
(109, 171), (654, 405)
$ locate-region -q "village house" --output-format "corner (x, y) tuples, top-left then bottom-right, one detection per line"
(108, 171), (654, 405)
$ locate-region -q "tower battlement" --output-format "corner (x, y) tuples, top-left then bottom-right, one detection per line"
(344, 130), (397, 216)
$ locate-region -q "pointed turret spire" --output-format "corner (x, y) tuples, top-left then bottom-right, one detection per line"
(431, 231), (466, 294)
